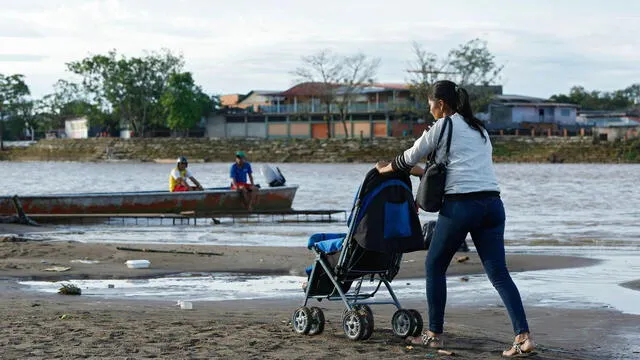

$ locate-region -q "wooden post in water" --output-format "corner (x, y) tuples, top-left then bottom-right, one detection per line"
(563, 129), (568, 137)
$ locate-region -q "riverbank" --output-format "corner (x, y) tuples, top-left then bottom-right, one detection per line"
(2, 136), (640, 163)
(0, 239), (638, 359)
(0, 240), (599, 281)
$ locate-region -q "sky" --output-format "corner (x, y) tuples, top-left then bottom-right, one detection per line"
(1, 0), (639, 99)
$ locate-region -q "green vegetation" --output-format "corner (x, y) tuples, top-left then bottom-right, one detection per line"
(0, 49), (218, 141)
(550, 84), (640, 110)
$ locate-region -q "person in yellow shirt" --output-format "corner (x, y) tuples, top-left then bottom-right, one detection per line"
(169, 157), (203, 192)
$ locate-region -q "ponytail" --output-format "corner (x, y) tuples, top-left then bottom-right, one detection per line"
(456, 86), (487, 141)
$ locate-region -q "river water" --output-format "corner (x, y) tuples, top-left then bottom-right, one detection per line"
(2, 162), (640, 316)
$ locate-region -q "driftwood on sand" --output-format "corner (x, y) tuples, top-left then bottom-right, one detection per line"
(116, 246), (224, 256)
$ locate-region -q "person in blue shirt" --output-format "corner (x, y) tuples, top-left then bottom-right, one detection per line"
(230, 151), (258, 211)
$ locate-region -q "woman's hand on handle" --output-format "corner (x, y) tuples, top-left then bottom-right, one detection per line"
(375, 161), (394, 174)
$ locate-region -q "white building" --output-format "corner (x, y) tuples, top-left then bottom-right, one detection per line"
(64, 118), (88, 139)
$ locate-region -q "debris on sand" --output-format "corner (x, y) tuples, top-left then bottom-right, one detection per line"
(58, 283), (81, 296)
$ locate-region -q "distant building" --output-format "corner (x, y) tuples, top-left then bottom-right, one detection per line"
(484, 95), (578, 130)
(65, 118), (88, 139)
(259, 82), (415, 114)
(577, 110), (640, 127)
(236, 90), (280, 112)
(593, 123), (640, 141)
(220, 94), (243, 108)
(208, 82), (504, 139)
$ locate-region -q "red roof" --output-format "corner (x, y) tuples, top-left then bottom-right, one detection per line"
(277, 82), (340, 96)
(271, 82), (410, 97)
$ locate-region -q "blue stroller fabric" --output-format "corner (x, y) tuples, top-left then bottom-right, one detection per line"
(304, 168), (424, 283)
(350, 169), (424, 254)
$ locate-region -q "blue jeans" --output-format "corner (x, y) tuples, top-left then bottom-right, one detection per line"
(425, 196), (529, 335)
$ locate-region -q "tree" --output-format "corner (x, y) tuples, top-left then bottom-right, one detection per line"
(160, 72), (213, 135)
(335, 54), (380, 137)
(549, 84), (638, 111)
(407, 38), (503, 120)
(0, 74), (30, 149)
(34, 80), (111, 133)
(293, 50), (380, 138)
(66, 49), (184, 136)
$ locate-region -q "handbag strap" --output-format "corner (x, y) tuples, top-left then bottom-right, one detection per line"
(427, 116), (453, 164)
(442, 116), (453, 164)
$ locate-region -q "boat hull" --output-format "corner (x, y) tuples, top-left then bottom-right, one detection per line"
(0, 186), (298, 216)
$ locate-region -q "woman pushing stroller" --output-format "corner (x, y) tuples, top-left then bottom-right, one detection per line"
(376, 80), (535, 357)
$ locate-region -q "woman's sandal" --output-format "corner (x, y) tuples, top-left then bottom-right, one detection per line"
(502, 337), (536, 357)
(405, 332), (444, 348)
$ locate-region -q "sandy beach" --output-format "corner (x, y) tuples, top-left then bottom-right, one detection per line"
(1, 224), (639, 359)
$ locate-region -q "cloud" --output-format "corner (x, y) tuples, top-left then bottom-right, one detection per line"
(0, 0), (638, 98)
(0, 17), (43, 38)
(0, 54), (48, 62)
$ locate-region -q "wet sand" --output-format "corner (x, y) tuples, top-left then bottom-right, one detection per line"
(1, 228), (638, 359)
(0, 240), (599, 281)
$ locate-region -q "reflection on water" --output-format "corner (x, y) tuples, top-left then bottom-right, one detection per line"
(1, 162), (639, 249)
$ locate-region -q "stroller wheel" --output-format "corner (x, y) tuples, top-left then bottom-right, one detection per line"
(408, 309), (423, 337)
(342, 310), (366, 341)
(292, 306), (313, 335)
(308, 307), (325, 336)
(391, 309), (416, 338)
(341, 304), (373, 324)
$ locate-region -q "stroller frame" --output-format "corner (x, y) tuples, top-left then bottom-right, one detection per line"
(292, 181), (424, 341)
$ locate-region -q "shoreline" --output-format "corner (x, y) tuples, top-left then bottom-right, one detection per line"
(2, 137), (640, 163)
(0, 240), (599, 282)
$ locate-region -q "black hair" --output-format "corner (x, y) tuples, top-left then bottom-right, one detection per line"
(429, 80), (486, 140)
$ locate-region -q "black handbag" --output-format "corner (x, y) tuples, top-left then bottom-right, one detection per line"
(415, 116), (453, 212)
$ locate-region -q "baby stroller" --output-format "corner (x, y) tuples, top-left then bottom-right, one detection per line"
(291, 168), (425, 341)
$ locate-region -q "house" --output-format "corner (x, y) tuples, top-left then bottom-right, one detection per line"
(236, 90), (280, 112)
(485, 95), (578, 130)
(259, 82), (414, 114)
(220, 94), (243, 108)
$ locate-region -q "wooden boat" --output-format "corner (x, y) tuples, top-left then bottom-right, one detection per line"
(0, 186), (298, 217)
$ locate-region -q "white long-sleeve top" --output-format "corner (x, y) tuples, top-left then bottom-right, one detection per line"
(394, 113), (500, 195)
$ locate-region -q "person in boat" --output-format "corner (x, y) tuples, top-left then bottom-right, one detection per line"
(169, 156), (204, 192)
(230, 151), (258, 211)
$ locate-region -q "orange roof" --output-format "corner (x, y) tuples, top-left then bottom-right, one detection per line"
(278, 82), (340, 96)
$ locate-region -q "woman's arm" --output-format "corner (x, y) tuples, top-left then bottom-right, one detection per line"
(410, 165), (425, 178)
(376, 162), (425, 177)
(378, 119), (443, 174)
